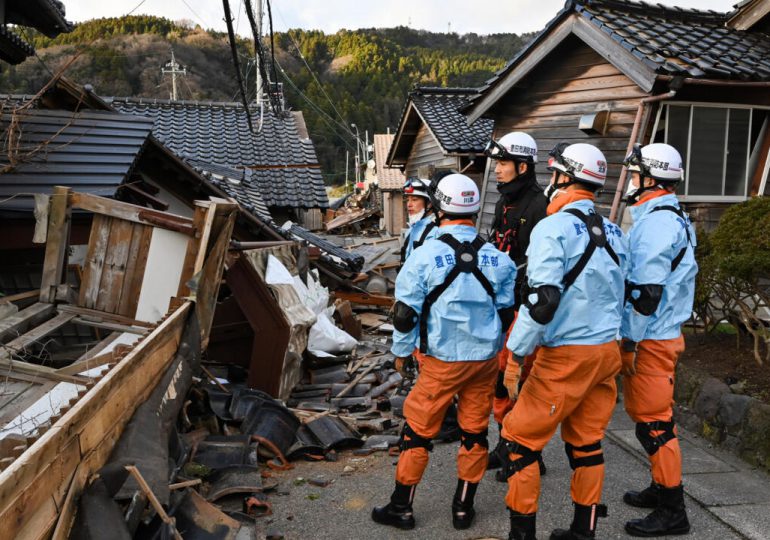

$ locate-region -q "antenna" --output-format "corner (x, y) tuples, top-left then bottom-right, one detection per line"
(161, 49), (187, 100)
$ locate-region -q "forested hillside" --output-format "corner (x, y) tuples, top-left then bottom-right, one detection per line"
(4, 16), (531, 183)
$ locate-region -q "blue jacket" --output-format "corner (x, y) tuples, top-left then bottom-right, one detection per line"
(403, 215), (440, 260)
(621, 193), (698, 342)
(507, 199), (629, 357)
(391, 223), (516, 361)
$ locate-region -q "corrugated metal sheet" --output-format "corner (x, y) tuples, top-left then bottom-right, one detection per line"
(0, 109), (154, 212)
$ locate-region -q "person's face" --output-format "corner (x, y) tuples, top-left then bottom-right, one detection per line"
(406, 195), (426, 216)
(495, 160), (528, 184)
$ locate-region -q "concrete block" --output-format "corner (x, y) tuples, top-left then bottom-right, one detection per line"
(710, 503), (770, 540)
(684, 471), (770, 506)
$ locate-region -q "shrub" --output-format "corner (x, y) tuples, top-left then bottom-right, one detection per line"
(695, 197), (770, 364)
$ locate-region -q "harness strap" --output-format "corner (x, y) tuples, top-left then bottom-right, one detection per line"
(565, 441), (604, 470)
(635, 420), (676, 456)
(651, 205), (691, 272)
(413, 222), (436, 250)
(562, 208), (619, 291)
(418, 234), (496, 354)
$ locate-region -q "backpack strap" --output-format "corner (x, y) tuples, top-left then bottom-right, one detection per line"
(418, 234), (496, 354)
(562, 209), (619, 292)
(651, 205), (691, 272)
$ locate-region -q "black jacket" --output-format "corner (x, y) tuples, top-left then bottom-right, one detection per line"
(490, 176), (548, 309)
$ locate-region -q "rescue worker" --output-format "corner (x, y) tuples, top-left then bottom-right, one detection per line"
(371, 173), (517, 531)
(484, 132), (548, 476)
(620, 143), (697, 537)
(400, 177), (439, 264)
(501, 143), (628, 540)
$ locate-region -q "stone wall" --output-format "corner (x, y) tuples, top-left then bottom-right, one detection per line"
(675, 362), (770, 473)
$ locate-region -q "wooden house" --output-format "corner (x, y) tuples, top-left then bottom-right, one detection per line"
(466, 0), (770, 231)
(372, 133), (407, 234)
(387, 86), (493, 194)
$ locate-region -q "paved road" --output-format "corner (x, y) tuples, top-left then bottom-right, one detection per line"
(259, 402), (769, 539)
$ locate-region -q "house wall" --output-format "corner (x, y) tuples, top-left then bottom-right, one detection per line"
(404, 124), (458, 179)
(480, 37), (648, 227)
(383, 190), (404, 235)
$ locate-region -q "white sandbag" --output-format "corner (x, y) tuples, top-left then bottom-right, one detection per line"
(307, 311), (357, 355)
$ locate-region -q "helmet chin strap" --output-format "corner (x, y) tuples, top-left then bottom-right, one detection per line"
(625, 178), (663, 204)
(544, 178), (576, 201)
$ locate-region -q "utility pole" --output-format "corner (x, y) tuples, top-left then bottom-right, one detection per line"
(345, 150), (349, 193)
(161, 49), (186, 100)
(253, 0), (264, 103)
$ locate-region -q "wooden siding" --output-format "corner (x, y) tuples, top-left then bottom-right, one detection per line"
(383, 191), (405, 235)
(404, 124), (457, 179)
(480, 37), (648, 227)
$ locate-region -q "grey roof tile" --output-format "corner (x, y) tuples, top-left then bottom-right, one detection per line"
(408, 87), (493, 154)
(107, 98), (329, 209)
(470, 0), (770, 111)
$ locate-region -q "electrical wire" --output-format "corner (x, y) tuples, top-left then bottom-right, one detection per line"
(179, 0), (209, 28)
(222, 0), (255, 132)
(126, 0), (148, 16)
(272, 5), (353, 139)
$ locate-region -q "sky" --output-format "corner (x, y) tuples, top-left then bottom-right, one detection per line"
(68, 0), (739, 37)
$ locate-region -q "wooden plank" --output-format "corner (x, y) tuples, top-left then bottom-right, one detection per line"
(39, 187), (72, 303)
(1, 313), (76, 357)
(333, 290), (395, 307)
(57, 305), (154, 328)
(78, 214), (112, 310)
(71, 317), (148, 336)
(95, 218), (133, 313)
(0, 382), (56, 429)
(176, 205), (207, 298)
(57, 350), (116, 377)
(69, 192), (194, 236)
(0, 304), (55, 344)
(118, 223), (152, 317)
(498, 96), (643, 121)
(0, 291), (40, 305)
(0, 366), (91, 386)
(0, 302), (190, 539)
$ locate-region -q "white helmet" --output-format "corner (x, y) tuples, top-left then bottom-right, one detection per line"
(430, 173), (480, 216)
(484, 131), (538, 163)
(547, 142), (607, 187)
(403, 177), (432, 200)
(625, 143), (684, 183)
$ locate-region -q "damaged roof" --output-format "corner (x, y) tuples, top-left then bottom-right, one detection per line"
(107, 98), (329, 210)
(467, 0), (770, 121)
(0, 108), (154, 211)
(185, 158), (272, 221)
(388, 87), (493, 166)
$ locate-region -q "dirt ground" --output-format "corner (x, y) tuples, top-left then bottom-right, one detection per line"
(680, 331), (770, 403)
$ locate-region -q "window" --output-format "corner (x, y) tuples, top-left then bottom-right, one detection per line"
(651, 103), (770, 201)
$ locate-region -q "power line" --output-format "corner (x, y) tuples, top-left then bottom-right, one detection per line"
(272, 6), (353, 138)
(274, 58), (356, 152)
(180, 0), (209, 28)
(126, 0), (148, 16)
(222, 0), (255, 132)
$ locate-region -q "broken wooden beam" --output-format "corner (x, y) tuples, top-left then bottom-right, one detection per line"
(333, 290), (395, 307)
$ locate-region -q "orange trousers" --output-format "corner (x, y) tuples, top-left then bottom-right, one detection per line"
(493, 346), (536, 424)
(501, 342), (621, 514)
(396, 353), (498, 486)
(622, 335), (685, 488)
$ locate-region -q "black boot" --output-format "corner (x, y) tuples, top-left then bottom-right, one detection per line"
(538, 454), (547, 476)
(371, 482), (416, 530)
(625, 484), (690, 537)
(508, 509), (537, 540)
(623, 482), (660, 509)
(451, 479), (478, 530)
(488, 424), (505, 470)
(550, 502), (607, 539)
